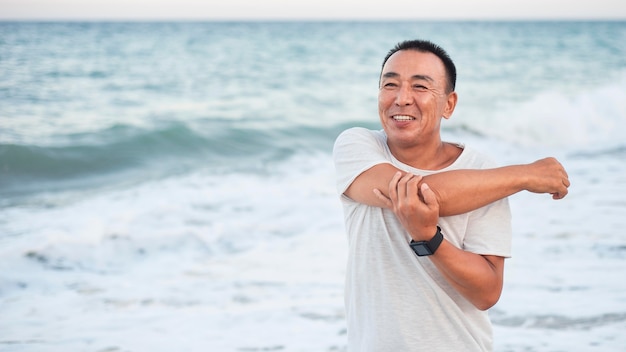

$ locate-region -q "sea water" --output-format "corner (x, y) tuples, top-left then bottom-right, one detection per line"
(1, 21), (625, 351)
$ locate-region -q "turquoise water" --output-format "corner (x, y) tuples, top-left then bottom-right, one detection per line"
(1, 21), (626, 351)
(2, 22), (624, 201)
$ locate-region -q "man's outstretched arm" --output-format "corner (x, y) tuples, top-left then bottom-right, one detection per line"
(344, 157), (570, 216)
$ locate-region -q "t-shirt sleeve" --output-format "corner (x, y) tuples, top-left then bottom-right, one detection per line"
(332, 127), (394, 196)
(461, 155), (513, 257)
(463, 198), (512, 257)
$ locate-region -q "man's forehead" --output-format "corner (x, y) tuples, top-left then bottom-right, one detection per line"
(381, 50), (446, 80)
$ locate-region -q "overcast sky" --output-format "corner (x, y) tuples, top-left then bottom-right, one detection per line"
(1, 0), (625, 20)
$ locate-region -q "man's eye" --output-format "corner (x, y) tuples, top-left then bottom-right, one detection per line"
(413, 85), (428, 90)
(383, 83), (398, 88)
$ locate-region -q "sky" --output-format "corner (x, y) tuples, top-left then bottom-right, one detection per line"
(0, 0), (625, 20)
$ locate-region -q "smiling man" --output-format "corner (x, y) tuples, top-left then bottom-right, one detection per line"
(333, 40), (570, 351)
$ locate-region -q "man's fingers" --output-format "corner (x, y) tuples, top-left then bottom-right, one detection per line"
(420, 183), (439, 208)
(552, 176), (570, 200)
(397, 172), (414, 198)
(388, 172), (433, 205)
(388, 171), (402, 201)
(407, 174), (422, 200)
(552, 187), (568, 200)
(373, 188), (393, 208)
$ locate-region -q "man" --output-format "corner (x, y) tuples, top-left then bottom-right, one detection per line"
(333, 40), (570, 351)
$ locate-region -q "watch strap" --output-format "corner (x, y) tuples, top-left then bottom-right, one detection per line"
(410, 226), (443, 256)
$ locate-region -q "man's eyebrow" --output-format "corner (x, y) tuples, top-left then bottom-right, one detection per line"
(381, 72), (400, 79)
(381, 72), (434, 82)
(411, 74), (434, 82)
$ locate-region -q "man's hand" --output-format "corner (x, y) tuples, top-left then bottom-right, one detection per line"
(374, 172), (440, 241)
(522, 157), (570, 199)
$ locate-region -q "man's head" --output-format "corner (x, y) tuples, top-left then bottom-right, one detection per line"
(381, 40), (457, 94)
(377, 40), (459, 154)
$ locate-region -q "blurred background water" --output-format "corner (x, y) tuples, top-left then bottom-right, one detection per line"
(1, 21), (625, 351)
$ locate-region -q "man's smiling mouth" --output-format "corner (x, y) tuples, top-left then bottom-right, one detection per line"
(392, 115), (416, 121)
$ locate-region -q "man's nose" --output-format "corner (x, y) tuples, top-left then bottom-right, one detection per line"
(395, 84), (413, 106)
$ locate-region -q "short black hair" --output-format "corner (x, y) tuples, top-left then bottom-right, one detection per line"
(381, 40), (457, 93)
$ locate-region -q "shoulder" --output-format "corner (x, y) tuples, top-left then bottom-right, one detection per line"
(450, 144), (500, 170)
(334, 127), (386, 149)
(336, 127), (384, 141)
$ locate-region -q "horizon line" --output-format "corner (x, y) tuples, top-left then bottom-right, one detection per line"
(1, 17), (625, 22)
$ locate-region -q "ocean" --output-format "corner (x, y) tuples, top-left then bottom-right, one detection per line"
(1, 21), (625, 351)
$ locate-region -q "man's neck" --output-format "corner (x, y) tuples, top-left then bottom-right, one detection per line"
(388, 139), (462, 171)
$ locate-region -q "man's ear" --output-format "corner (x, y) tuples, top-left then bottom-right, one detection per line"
(442, 91), (458, 119)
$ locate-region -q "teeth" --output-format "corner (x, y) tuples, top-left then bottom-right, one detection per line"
(393, 115), (414, 121)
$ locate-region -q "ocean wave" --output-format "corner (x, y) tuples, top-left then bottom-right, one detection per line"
(1, 123), (205, 180)
(0, 120), (354, 196)
(492, 311), (626, 330)
(458, 74), (626, 149)
(568, 145), (626, 159)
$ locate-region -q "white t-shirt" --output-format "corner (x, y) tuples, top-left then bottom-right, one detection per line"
(333, 127), (512, 352)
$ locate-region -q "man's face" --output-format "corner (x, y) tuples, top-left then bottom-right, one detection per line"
(378, 50), (455, 149)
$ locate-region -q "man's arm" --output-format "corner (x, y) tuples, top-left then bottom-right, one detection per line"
(380, 172), (505, 310)
(345, 157), (570, 216)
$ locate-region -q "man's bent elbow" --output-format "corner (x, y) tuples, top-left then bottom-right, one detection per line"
(473, 290), (502, 311)
(475, 297), (499, 311)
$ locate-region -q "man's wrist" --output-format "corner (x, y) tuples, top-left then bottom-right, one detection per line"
(516, 164), (533, 192)
(410, 226), (443, 257)
(410, 225), (438, 242)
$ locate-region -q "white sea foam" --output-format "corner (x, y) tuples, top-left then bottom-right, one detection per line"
(0, 152), (350, 351)
(2, 137), (626, 351)
(452, 73), (626, 150)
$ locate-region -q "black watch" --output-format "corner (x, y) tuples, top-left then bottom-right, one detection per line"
(410, 226), (444, 257)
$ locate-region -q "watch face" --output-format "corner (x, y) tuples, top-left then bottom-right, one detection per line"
(411, 243), (433, 256)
